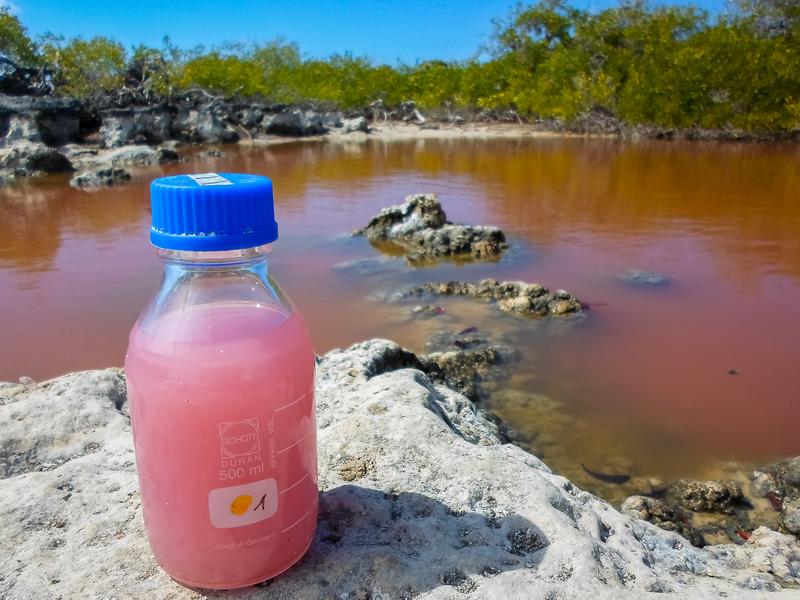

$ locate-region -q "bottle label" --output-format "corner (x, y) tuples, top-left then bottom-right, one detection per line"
(208, 478), (278, 528)
(188, 172), (233, 186)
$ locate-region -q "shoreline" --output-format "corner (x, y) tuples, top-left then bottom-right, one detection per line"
(243, 120), (616, 144)
(1, 93), (797, 187)
(235, 119), (800, 147)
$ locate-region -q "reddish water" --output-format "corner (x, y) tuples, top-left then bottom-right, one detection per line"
(1, 137), (799, 497)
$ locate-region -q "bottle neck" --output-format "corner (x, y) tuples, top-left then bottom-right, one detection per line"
(156, 244), (272, 272)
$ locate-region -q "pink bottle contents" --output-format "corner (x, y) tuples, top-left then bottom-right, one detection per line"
(125, 173), (317, 589)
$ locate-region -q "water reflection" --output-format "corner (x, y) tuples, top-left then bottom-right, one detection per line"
(1, 136), (798, 491)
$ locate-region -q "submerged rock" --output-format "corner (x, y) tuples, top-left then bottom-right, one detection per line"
(621, 496), (706, 547)
(666, 479), (746, 515)
(333, 255), (408, 278)
(418, 348), (505, 403)
(393, 279), (581, 319)
(354, 193), (507, 261)
(70, 167), (131, 188)
(754, 457), (800, 499)
(408, 304), (448, 319)
(623, 478), (758, 547)
(419, 329), (514, 403)
(94, 145), (179, 168)
(751, 456), (800, 536)
(3, 340), (800, 597)
(781, 499), (800, 535)
(620, 270), (670, 287)
(59, 144), (178, 178)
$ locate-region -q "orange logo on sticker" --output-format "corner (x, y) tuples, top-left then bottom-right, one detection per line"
(230, 494), (252, 515)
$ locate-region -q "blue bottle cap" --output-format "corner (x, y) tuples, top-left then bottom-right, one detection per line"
(150, 173), (278, 251)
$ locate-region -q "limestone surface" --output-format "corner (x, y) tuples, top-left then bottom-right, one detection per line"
(2, 341), (800, 599)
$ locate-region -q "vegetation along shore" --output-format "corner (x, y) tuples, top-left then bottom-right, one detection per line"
(0, 0), (797, 181)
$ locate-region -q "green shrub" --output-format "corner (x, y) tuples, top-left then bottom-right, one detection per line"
(0, 9), (39, 66)
(41, 36), (126, 98)
(5, 2), (799, 131)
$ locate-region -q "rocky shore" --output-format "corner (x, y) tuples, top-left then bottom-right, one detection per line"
(0, 92), (372, 185)
(1, 87), (793, 187)
(2, 340), (800, 598)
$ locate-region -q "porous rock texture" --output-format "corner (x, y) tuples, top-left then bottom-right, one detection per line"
(2, 340), (800, 599)
(0, 92), (370, 184)
(354, 194), (508, 261)
(390, 279), (582, 318)
(752, 457), (800, 536)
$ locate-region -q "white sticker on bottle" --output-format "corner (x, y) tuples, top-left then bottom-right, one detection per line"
(189, 172), (233, 186)
(209, 478), (277, 528)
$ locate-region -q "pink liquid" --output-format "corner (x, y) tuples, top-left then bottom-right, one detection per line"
(125, 302), (317, 589)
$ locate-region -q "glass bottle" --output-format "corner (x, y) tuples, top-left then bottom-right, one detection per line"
(125, 173), (317, 589)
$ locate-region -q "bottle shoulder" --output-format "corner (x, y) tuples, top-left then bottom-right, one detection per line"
(129, 257), (306, 349)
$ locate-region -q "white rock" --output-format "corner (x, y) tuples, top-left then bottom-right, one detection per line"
(94, 144), (157, 167)
(2, 341), (799, 598)
(342, 116), (369, 133)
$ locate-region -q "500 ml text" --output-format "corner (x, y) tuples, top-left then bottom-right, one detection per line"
(220, 462), (264, 480)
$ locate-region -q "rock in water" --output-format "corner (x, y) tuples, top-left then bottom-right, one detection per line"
(354, 193), (508, 261)
(666, 479), (746, 514)
(2, 341), (800, 597)
(620, 270), (670, 287)
(751, 457), (800, 536)
(92, 145), (179, 168)
(408, 304), (448, 320)
(756, 457), (800, 498)
(621, 495), (706, 547)
(70, 167), (132, 188)
(392, 279), (581, 319)
(780, 499), (800, 535)
(0, 142), (73, 178)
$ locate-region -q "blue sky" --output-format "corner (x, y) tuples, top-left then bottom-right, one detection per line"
(13, 0), (729, 64)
